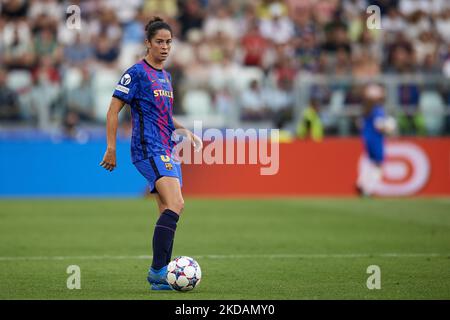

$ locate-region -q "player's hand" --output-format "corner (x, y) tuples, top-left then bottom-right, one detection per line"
(191, 133), (203, 152)
(100, 148), (117, 171)
(176, 128), (203, 152)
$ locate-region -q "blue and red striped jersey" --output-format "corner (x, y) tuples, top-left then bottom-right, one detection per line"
(112, 59), (175, 163)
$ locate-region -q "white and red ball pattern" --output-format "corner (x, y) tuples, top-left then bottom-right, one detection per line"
(166, 256), (202, 291)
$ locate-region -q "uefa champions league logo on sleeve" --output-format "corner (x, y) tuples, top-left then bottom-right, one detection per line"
(120, 74), (132, 86)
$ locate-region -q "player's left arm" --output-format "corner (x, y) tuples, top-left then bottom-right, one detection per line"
(172, 117), (203, 152)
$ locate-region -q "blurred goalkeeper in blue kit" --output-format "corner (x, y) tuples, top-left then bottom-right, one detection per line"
(356, 84), (396, 197)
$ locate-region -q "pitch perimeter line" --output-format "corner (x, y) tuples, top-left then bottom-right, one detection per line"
(0, 253), (448, 262)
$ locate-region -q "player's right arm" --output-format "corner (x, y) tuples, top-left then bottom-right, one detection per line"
(100, 97), (125, 171)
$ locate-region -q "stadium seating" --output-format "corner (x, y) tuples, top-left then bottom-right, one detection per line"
(91, 68), (121, 122)
(419, 90), (446, 135)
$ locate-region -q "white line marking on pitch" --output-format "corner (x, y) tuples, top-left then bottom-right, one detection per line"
(0, 253), (448, 262)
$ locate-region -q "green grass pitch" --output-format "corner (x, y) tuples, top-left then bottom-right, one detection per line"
(0, 198), (449, 300)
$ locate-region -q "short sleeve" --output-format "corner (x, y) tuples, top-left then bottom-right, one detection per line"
(112, 66), (140, 105)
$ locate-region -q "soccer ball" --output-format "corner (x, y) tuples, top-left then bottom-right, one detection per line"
(384, 116), (397, 134)
(166, 256), (202, 291)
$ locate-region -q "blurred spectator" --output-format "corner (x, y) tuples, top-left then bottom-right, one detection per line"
(204, 30), (234, 64)
(385, 37), (415, 73)
(313, 0), (339, 25)
(94, 36), (120, 68)
(413, 31), (439, 67)
(28, 0), (62, 22)
(290, 3), (319, 71)
(270, 52), (297, 86)
(259, 2), (295, 45)
(297, 97), (324, 142)
(2, 0), (29, 20)
(178, 0), (205, 40)
(443, 44), (450, 78)
(214, 85), (234, 119)
(30, 55), (61, 129)
(181, 29), (210, 87)
(105, 0), (143, 24)
(240, 19), (268, 67)
(371, 0), (399, 16)
(265, 78), (294, 129)
(257, 0), (288, 20)
(118, 8), (146, 69)
(65, 67), (95, 123)
(236, 2), (259, 35)
(332, 46), (352, 76)
(87, 7), (122, 44)
(240, 79), (270, 121)
(0, 67), (21, 122)
(60, 109), (89, 143)
(321, 20), (351, 54)
(63, 32), (94, 67)
(403, 10), (431, 42)
(343, 0), (368, 20)
(34, 27), (62, 65)
(435, 9), (450, 44)
(203, 6), (238, 40)
(352, 49), (381, 79)
(382, 6), (406, 40)
(209, 51), (240, 91)
(143, 0), (178, 19)
(295, 31), (321, 72)
(352, 27), (382, 64)
(398, 0), (448, 16)
(2, 20), (35, 70)
(62, 109), (79, 138)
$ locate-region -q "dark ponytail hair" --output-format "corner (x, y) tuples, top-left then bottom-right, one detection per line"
(145, 17), (172, 40)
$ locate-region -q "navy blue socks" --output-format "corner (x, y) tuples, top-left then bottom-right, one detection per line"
(167, 239), (174, 265)
(151, 209), (179, 270)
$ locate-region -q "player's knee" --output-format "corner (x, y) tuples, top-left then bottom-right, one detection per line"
(169, 198), (184, 214)
(158, 204), (168, 214)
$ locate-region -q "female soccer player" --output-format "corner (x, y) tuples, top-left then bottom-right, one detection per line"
(100, 17), (202, 290)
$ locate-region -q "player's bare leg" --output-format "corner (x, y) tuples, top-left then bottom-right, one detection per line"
(154, 193), (167, 214)
(147, 176), (183, 290)
(155, 176), (184, 214)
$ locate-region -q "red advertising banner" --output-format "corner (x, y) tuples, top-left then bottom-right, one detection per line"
(181, 138), (450, 197)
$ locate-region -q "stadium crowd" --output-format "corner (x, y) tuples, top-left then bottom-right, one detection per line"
(0, 0), (449, 137)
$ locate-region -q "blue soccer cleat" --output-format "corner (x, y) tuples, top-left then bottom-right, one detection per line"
(147, 266), (169, 285)
(150, 283), (173, 291)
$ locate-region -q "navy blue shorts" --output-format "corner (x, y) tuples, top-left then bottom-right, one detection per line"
(134, 155), (183, 193)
